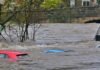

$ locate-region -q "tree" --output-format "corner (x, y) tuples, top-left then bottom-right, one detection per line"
(1, 0), (45, 42)
(12, 0), (44, 42)
(0, 0), (70, 42)
(41, 0), (63, 10)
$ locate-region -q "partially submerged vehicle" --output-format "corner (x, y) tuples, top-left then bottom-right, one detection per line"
(95, 26), (100, 41)
(0, 50), (30, 62)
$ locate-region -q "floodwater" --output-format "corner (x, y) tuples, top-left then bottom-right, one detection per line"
(0, 23), (100, 70)
(1, 44), (100, 70)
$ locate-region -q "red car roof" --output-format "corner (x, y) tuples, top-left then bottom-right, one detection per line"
(0, 50), (26, 55)
(0, 50), (29, 62)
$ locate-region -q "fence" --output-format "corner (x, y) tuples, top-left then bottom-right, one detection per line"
(1, 6), (100, 24)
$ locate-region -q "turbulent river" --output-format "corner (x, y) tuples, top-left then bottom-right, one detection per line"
(0, 23), (100, 70)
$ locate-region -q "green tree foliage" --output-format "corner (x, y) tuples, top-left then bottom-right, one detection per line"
(2, 0), (67, 23)
(41, 0), (63, 10)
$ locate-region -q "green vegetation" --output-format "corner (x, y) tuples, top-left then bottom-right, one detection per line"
(41, 0), (63, 9)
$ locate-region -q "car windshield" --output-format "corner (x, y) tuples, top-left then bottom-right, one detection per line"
(0, 54), (8, 59)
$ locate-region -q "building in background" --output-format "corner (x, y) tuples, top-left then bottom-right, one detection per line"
(70, 0), (98, 7)
(82, 0), (97, 6)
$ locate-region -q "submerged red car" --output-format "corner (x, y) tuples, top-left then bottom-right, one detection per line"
(0, 50), (29, 62)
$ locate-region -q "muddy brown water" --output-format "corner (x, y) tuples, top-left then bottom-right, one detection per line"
(1, 44), (100, 70)
(0, 23), (100, 70)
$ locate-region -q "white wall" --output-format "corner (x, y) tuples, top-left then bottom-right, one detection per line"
(70, 0), (75, 7)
